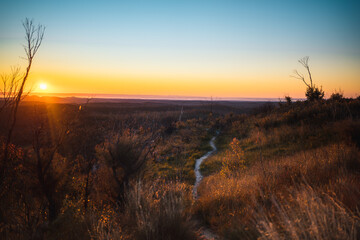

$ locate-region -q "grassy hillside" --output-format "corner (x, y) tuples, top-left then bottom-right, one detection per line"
(196, 98), (360, 239)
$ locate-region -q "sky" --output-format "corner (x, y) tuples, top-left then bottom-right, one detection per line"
(0, 0), (359, 99)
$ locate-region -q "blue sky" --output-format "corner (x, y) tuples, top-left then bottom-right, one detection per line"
(0, 0), (359, 98)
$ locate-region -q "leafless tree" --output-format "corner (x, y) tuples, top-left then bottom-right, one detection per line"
(292, 56), (313, 89)
(32, 121), (67, 222)
(7, 18), (45, 140)
(1, 18), (45, 198)
(291, 56), (324, 101)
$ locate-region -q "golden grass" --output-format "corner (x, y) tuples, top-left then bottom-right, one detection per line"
(256, 186), (360, 240)
(195, 143), (360, 239)
(123, 181), (200, 240)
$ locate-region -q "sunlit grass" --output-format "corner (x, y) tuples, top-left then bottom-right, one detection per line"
(195, 143), (360, 239)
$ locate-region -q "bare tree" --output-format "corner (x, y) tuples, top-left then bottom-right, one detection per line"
(292, 56), (313, 89)
(291, 56), (324, 101)
(7, 18), (45, 140)
(1, 18), (45, 193)
(32, 122), (65, 222)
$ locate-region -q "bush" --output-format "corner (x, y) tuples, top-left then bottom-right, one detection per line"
(330, 90), (344, 101)
(306, 86), (324, 101)
(220, 138), (246, 177)
(285, 96), (292, 104)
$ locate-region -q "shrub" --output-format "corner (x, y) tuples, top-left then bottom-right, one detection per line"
(306, 86), (324, 101)
(285, 96), (292, 104)
(220, 138), (246, 177)
(330, 90), (344, 101)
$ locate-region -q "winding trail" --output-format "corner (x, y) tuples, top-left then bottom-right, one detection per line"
(193, 136), (217, 199)
(193, 136), (218, 240)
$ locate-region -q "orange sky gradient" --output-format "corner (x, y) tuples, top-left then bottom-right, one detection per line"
(1, 43), (359, 99)
(4, 56), (358, 100)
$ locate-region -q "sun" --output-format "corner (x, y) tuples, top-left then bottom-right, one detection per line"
(39, 83), (47, 90)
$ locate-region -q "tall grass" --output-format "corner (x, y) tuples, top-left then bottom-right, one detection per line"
(88, 180), (199, 240)
(123, 181), (199, 240)
(256, 186), (360, 240)
(195, 143), (360, 239)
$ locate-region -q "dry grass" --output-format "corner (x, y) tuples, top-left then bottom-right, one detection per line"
(123, 181), (200, 240)
(88, 208), (127, 240)
(88, 180), (200, 240)
(195, 143), (360, 239)
(256, 186), (360, 240)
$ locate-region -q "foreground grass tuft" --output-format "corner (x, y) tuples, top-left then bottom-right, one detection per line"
(124, 181), (199, 240)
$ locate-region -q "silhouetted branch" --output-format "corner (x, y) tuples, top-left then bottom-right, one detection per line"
(291, 70), (311, 88)
(298, 56), (313, 88)
(1, 18), (45, 189)
(0, 67), (21, 113)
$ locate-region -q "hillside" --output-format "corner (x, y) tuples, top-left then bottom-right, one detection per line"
(197, 97), (360, 239)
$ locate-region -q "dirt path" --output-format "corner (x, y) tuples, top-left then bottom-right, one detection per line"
(193, 136), (219, 239)
(193, 136), (217, 199)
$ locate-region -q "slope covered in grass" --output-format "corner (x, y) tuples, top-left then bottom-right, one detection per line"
(196, 98), (360, 239)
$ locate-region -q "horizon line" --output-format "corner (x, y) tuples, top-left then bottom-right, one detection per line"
(28, 92), (305, 102)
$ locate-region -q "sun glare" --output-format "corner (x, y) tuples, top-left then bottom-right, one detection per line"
(39, 83), (47, 90)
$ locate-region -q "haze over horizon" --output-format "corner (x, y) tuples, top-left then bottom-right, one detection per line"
(28, 92), (288, 101)
(1, 0), (359, 99)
